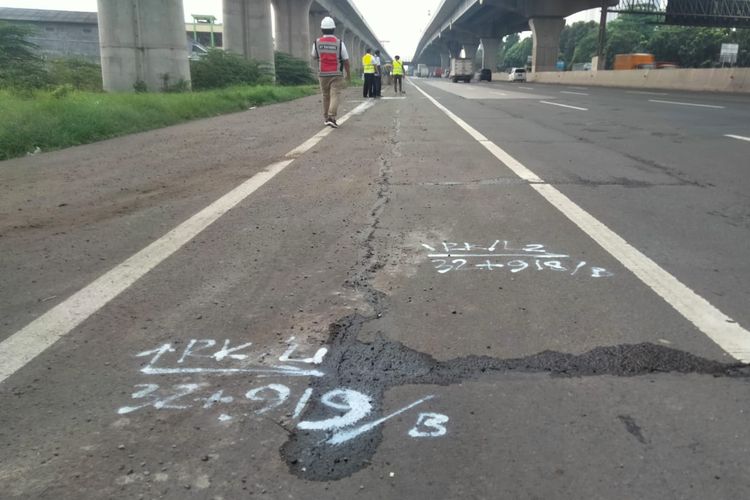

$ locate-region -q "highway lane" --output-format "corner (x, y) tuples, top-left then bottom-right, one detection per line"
(420, 78), (750, 335)
(1, 83), (750, 499)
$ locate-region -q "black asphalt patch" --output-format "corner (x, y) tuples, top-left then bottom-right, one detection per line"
(281, 312), (750, 481)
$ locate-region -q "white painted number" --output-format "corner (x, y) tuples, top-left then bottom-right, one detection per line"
(117, 383), (203, 415)
(408, 412), (450, 438)
(297, 389), (372, 431)
(245, 384), (291, 414)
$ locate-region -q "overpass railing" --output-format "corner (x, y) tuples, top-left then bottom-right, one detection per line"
(611, 0), (750, 27)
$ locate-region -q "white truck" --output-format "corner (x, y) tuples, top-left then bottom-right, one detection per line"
(450, 58), (473, 83)
(417, 64), (429, 78)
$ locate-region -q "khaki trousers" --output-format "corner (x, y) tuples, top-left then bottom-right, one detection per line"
(319, 75), (343, 119)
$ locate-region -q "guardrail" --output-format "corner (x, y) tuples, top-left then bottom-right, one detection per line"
(524, 67), (750, 93)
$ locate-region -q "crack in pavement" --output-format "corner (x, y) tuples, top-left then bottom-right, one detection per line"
(278, 107), (750, 482)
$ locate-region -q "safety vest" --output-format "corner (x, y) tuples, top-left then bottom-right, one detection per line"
(393, 60), (404, 76)
(315, 35), (343, 77)
(362, 53), (375, 74)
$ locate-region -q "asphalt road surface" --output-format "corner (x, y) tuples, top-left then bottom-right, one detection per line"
(1, 79), (749, 499)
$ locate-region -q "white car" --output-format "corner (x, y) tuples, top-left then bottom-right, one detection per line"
(508, 68), (527, 82)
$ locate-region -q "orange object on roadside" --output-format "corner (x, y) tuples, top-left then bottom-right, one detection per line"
(614, 53), (655, 70)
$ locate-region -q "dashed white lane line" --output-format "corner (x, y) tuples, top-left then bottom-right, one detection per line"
(626, 90), (669, 96)
(518, 86), (535, 90)
(725, 134), (750, 142)
(539, 100), (589, 111)
(0, 100), (377, 384)
(649, 99), (725, 109)
(560, 91), (589, 96)
(411, 79), (750, 363)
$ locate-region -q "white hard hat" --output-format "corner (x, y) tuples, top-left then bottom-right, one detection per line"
(321, 17), (336, 30)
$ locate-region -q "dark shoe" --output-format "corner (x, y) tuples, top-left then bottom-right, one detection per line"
(328, 119), (339, 129)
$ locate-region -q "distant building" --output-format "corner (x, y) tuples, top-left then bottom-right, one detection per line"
(0, 7), (224, 63)
(0, 8), (100, 62)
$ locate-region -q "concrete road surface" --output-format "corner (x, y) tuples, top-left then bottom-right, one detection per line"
(1, 80), (749, 499)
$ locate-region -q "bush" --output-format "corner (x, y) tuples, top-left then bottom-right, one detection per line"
(47, 58), (102, 91)
(190, 49), (271, 90)
(0, 22), (48, 90)
(275, 51), (316, 86)
(0, 84), (318, 160)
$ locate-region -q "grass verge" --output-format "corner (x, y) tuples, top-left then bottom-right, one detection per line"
(0, 84), (318, 161)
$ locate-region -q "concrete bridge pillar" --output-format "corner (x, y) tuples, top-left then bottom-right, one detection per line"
(463, 42), (478, 61)
(273, 0), (314, 60)
(445, 40), (462, 59)
(97, 0), (190, 92)
(344, 31), (357, 70)
(224, 0), (275, 76)
(529, 17), (565, 72)
(440, 53), (450, 72)
(309, 9), (326, 46)
(480, 38), (499, 70)
(308, 10), (327, 70)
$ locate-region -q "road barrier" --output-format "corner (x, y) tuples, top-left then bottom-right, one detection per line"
(520, 68), (750, 93)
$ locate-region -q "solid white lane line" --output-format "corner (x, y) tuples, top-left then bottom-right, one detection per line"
(725, 134), (750, 142)
(649, 99), (725, 109)
(0, 100), (377, 385)
(539, 100), (589, 111)
(561, 91), (589, 96)
(518, 87), (534, 90)
(411, 79), (750, 363)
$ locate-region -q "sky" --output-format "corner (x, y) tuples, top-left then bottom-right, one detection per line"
(0, 1), (599, 59)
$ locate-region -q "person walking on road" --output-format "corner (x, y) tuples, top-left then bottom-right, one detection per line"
(392, 55), (405, 94)
(312, 17), (351, 129)
(362, 48), (376, 98)
(373, 50), (383, 98)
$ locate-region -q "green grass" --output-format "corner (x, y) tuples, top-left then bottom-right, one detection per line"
(0, 84), (318, 161)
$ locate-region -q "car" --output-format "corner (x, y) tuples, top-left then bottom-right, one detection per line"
(508, 67), (527, 82)
(479, 68), (492, 82)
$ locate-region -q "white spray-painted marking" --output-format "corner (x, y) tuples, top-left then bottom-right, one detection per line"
(246, 384), (291, 414)
(412, 79), (750, 362)
(298, 389), (373, 431)
(279, 337), (328, 365)
(539, 100), (589, 111)
(293, 388), (314, 420)
(327, 396), (436, 446)
(117, 383), (205, 415)
(408, 413), (450, 438)
(424, 240), (611, 278)
(135, 340), (326, 377)
(201, 390), (234, 409)
(0, 100), (378, 385)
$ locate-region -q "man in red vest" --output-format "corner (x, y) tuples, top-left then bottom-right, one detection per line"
(312, 17), (351, 129)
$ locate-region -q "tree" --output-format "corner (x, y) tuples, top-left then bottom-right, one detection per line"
(0, 22), (48, 89)
(503, 37), (533, 68)
(560, 21), (598, 68)
(571, 31), (600, 66)
(496, 33), (520, 69)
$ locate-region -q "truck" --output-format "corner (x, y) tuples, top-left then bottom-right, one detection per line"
(450, 58), (473, 83)
(417, 64), (429, 78)
(614, 53), (655, 70)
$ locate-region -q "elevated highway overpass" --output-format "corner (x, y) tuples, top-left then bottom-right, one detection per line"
(413, 0), (618, 73)
(97, 0), (387, 92)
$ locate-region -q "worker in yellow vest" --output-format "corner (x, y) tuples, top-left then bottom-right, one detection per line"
(392, 55), (405, 94)
(362, 48), (376, 98)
